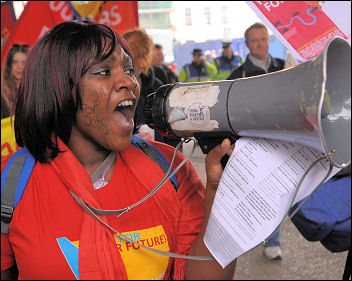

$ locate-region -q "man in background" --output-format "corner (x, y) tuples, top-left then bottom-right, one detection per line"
(151, 43), (182, 149)
(227, 22), (284, 80)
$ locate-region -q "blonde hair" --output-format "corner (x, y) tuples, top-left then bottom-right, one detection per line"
(123, 28), (153, 75)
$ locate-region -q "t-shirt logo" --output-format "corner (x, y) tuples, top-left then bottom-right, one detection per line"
(57, 225), (170, 280)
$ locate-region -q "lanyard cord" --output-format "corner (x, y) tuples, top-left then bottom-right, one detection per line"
(91, 151), (117, 185)
(70, 189), (214, 260)
(70, 137), (214, 260)
(84, 138), (195, 217)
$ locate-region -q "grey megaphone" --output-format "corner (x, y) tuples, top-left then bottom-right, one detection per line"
(144, 37), (351, 168)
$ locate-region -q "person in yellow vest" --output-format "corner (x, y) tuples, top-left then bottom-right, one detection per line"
(178, 48), (217, 82)
(212, 41), (244, 81)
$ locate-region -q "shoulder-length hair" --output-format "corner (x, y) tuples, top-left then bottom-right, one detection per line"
(2, 44), (30, 112)
(14, 20), (132, 162)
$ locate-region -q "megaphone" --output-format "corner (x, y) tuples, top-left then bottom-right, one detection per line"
(144, 37), (351, 168)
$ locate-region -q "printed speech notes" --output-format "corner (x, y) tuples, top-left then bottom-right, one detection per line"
(203, 137), (340, 268)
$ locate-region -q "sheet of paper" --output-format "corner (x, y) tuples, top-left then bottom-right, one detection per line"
(203, 137), (340, 268)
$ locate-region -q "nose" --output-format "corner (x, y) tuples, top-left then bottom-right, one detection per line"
(20, 61), (26, 69)
(114, 71), (139, 93)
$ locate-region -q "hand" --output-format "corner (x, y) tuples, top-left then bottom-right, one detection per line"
(205, 138), (234, 191)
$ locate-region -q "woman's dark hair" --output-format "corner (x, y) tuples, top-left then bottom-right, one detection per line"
(14, 20), (132, 162)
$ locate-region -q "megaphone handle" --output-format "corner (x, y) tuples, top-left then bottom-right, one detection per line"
(196, 135), (238, 169)
(221, 154), (230, 170)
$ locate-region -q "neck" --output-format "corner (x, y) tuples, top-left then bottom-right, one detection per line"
(254, 54), (269, 64)
(68, 132), (111, 177)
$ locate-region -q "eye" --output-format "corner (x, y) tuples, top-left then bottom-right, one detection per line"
(124, 67), (135, 75)
(93, 69), (111, 77)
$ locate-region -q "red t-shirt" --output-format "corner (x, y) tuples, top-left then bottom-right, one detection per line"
(1, 141), (205, 279)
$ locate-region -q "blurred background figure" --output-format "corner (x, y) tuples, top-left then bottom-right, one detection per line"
(1, 44), (29, 119)
(123, 29), (182, 149)
(152, 43), (179, 85)
(227, 22), (285, 260)
(123, 28), (162, 141)
(178, 48), (217, 82)
(212, 41), (244, 81)
(204, 50), (213, 64)
(151, 42), (182, 149)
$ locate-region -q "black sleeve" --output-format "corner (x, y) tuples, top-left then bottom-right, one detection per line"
(227, 66), (242, 80)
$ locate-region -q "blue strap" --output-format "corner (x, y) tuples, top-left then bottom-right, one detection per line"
(131, 135), (178, 190)
(1, 147), (35, 209)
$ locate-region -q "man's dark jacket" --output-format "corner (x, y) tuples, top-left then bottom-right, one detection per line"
(227, 55), (285, 80)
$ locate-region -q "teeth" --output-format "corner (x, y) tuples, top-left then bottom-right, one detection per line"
(117, 100), (133, 107)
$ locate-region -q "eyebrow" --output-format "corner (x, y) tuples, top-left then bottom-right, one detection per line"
(104, 55), (116, 64)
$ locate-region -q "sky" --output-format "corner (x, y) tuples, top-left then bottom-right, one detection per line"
(11, 1), (266, 38)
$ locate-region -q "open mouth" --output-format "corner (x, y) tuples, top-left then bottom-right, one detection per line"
(113, 99), (135, 129)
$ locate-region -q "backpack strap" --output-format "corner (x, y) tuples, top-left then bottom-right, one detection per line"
(1, 147), (35, 233)
(131, 135), (179, 191)
(1, 137), (179, 233)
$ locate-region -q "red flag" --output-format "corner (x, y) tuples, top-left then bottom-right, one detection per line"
(1, 1), (16, 50)
(1, 1), (139, 71)
(95, 1), (139, 34)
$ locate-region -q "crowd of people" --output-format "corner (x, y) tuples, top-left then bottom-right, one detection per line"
(1, 18), (349, 280)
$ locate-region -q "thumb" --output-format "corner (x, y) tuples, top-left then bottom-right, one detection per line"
(205, 138), (232, 167)
(205, 139), (233, 190)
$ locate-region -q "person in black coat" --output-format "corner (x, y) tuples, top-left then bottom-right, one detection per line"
(152, 43), (179, 85)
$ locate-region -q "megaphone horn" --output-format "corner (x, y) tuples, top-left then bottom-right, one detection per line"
(144, 37), (351, 168)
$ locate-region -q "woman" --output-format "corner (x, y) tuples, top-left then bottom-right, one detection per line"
(1, 44), (29, 119)
(1, 20), (236, 280)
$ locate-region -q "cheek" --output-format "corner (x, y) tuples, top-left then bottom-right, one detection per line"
(77, 84), (110, 134)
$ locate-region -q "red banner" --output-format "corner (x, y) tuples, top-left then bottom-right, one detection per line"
(247, 1), (349, 61)
(1, 1), (139, 71)
(1, 1), (16, 50)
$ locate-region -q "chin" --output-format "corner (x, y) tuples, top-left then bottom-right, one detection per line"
(112, 134), (133, 152)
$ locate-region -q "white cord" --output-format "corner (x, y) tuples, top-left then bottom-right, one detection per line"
(70, 137), (214, 260)
(263, 156), (333, 244)
(85, 138), (196, 217)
